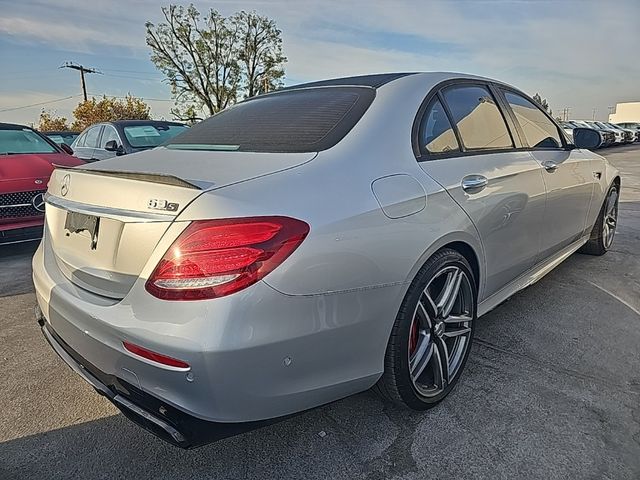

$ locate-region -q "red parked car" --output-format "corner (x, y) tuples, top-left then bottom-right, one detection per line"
(0, 123), (84, 244)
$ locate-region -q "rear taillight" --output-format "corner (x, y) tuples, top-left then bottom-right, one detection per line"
(145, 216), (309, 300)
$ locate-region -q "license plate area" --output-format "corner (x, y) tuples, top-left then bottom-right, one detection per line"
(64, 211), (100, 250)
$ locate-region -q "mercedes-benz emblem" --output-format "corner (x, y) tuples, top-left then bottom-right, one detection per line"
(32, 193), (46, 212)
(61, 174), (71, 197)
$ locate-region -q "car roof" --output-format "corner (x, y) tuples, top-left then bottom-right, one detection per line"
(279, 71), (511, 93)
(106, 120), (186, 127)
(43, 130), (78, 135)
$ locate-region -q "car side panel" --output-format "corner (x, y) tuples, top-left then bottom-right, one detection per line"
(530, 149), (596, 261)
(176, 156), (481, 298)
(419, 152), (547, 300)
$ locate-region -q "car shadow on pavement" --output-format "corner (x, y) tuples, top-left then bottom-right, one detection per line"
(0, 241), (38, 298)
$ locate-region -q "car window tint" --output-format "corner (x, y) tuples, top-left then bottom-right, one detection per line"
(84, 126), (101, 148)
(100, 126), (120, 148)
(503, 91), (562, 148)
(442, 85), (513, 150)
(420, 98), (460, 154)
(166, 87), (375, 153)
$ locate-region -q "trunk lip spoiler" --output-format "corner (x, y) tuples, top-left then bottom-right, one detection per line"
(45, 192), (175, 222)
(52, 165), (211, 190)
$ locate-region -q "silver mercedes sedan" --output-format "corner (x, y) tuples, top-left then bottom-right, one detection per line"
(33, 72), (619, 448)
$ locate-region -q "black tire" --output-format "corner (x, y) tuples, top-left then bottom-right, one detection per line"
(579, 184), (619, 256)
(375, 248), (477, 410)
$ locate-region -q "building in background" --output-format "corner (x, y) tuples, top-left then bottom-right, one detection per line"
(609, 102), (640, 122)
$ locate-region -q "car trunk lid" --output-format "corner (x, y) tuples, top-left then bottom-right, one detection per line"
(44, 149), (316, 299)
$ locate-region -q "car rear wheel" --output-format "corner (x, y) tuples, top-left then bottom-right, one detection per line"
(375, 248), (476, 409)
(579, 184), (619, 256)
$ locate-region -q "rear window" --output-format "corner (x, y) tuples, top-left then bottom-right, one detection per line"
(165, 87), (376, 153)
(0, 128), (57, 154)
(124, 124), (188, 148)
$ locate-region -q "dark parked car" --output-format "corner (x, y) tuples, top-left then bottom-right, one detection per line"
(71, 120), (188, 162)
(43, 131), (79, 147)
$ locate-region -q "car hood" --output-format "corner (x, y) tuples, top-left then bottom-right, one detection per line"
(0, 152), (83, 183)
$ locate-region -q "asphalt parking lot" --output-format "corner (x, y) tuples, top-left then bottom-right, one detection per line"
(1, 145), (639, 480)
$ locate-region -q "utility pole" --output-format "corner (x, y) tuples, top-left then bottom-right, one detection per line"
(60, 62), (101, 102)
(592, 108), (597, 121)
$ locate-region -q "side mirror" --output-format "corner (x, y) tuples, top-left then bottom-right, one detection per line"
(572, 128), (601, 150)
(104, 140), (119, 152)
(60, 143), (73, 155)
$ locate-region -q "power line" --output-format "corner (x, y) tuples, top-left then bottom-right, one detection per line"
(60, 62), (102, 101)
(87, 93), (173, 102)
(0, 95), (82, 113)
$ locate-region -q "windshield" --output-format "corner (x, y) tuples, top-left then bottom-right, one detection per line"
(46, 132), (78, 145)
(0, 128), (57, 154)
(123, 124), (188, 149)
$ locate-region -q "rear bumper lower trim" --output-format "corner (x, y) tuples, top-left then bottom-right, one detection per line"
(39, 314), (286, 448)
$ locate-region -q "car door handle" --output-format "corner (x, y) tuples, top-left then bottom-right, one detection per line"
(542, 160), (558, 172)
(461, 175), (488, 192)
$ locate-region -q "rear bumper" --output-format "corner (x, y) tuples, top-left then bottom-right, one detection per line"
(32, 237), (398, 429)
(37, 308), (283, 448)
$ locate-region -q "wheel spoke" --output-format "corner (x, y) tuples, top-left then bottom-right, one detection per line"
(443, 326), (471, 338)
(410, 336), (433, 380)
(433, 336), (450, 387)
(443, 313), (473, 324)
(606, 190), (618, 216)
(436, 269), (462, 318)
(416, 300), (434, 329)
(421, 290), (438, 321)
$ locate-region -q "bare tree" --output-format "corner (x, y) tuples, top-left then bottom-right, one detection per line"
(146, 5), (287, 118)
(234, 11), (286, 97)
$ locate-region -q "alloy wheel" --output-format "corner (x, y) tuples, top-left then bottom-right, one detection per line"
(408, 266), (474, 398)
(603, 188), (618, 249)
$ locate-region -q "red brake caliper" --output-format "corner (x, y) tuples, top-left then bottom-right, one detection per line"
(409, 318), (419, 356)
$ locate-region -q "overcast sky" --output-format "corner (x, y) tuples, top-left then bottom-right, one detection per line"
(1, 0), (638, 125)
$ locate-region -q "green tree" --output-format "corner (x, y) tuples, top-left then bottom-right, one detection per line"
(145, 4), (286, 116)
(38, 110), (70, 131)
(71, 95), (151, 131)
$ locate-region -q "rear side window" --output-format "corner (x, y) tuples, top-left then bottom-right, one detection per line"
(83, 126), (102, 148)
(100, 126), (120, 148)
(166, 87), (376, 153)
(442, 85), (513, 150)
(503, 91), (562, 149)
(419, 99), (460, 154)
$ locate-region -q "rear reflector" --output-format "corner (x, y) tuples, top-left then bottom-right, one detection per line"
(145, 216), (309, 300)
(123, 341), (190, 369)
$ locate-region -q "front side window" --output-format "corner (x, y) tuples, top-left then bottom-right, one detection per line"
(83, 126), (102, 148)
(503, 91), (562, 148)
(100, 126), (120, 148)
(419, 99), (460, 154)
(0, 128), (57, 154)
(442, 85), (513, 150)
